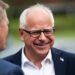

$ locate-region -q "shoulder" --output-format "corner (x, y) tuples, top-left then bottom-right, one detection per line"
(4, 49), (22, 60)
(0, 59), (17, 68)
(52, 47), (75, 60)
(3, 49), (22, 66)
(52, 47), (75, 73)
(0, 60), (24, 75)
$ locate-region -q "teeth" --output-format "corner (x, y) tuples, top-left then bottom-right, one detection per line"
(34, 42), (49, 46)
(37, 44), (44, 46)
(35, 43), (47, 46)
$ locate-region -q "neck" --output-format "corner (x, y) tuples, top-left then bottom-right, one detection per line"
(24, 47), (47, 68)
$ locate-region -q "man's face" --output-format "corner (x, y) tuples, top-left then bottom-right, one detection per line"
(20, 9), (55, 57)
(0, 15), (9, 50)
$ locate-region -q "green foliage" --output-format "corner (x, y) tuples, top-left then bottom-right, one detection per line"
(55, 14), (75, 29)
(54, 14), (75, 38)
(8, 18), (20, 39)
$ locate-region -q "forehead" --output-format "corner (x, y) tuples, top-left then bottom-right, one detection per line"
(26, 8), (50, 20)
(25, 8), (53, 29)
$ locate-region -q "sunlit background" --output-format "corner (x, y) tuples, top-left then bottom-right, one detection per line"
(0, 0), (75, 58)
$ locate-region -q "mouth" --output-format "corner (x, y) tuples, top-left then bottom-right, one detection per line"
(34, 42), (49, 48)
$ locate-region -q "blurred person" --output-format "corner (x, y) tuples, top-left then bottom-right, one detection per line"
(0, 0), (24, 75)
(4, 4), (75, 75)
(0, 0), (9, 51)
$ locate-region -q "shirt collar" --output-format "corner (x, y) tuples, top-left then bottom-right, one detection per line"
(41, 49), (53, 65)
(22, 47), (30, 67)
(21, 47), (53, 67)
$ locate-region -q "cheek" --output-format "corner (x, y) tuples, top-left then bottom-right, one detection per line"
(0, 28), (7, 37)
(0, 32), (6, 46)
(1, 32), (7, 40)
(23, 37), (32, 50)
(51, 35), (55, 41)
(23, 35), (31, 44)
(48, 35), (55, 45)
(24, 36), (35, 46)
(2, 26), (8, 36)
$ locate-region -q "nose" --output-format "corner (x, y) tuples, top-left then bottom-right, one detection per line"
(38, 32), (47, 41)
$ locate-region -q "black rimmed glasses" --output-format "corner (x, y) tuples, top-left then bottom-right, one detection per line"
(22, 28), (55, 38)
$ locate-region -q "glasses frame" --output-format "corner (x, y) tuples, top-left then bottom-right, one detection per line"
(22, 28), (55, 38)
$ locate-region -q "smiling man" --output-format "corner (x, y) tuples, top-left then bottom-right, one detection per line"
(4, 4), (75, 75)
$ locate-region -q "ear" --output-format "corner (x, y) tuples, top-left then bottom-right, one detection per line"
(19, 28), (24, 41)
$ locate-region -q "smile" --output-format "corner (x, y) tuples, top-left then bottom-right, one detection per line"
(34, 42), (49, 47)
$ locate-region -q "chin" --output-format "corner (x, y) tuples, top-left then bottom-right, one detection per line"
(36, 47), (49, 56)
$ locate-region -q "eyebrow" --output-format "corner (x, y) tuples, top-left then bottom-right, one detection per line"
(29, 28), (54, 31)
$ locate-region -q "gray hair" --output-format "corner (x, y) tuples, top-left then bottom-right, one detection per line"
(0, 0), (9, 22)
(19, 4), (54, 29)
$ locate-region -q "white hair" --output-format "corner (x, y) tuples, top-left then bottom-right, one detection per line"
(19, 4), (54, 29)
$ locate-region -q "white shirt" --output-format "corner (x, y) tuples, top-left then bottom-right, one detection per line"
(21, 47), (55, 75)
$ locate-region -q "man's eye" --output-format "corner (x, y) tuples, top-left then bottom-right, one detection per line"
(44, 31), (50, 34)
(31, 31), (40, 35)
(44, 30), (52, 33)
